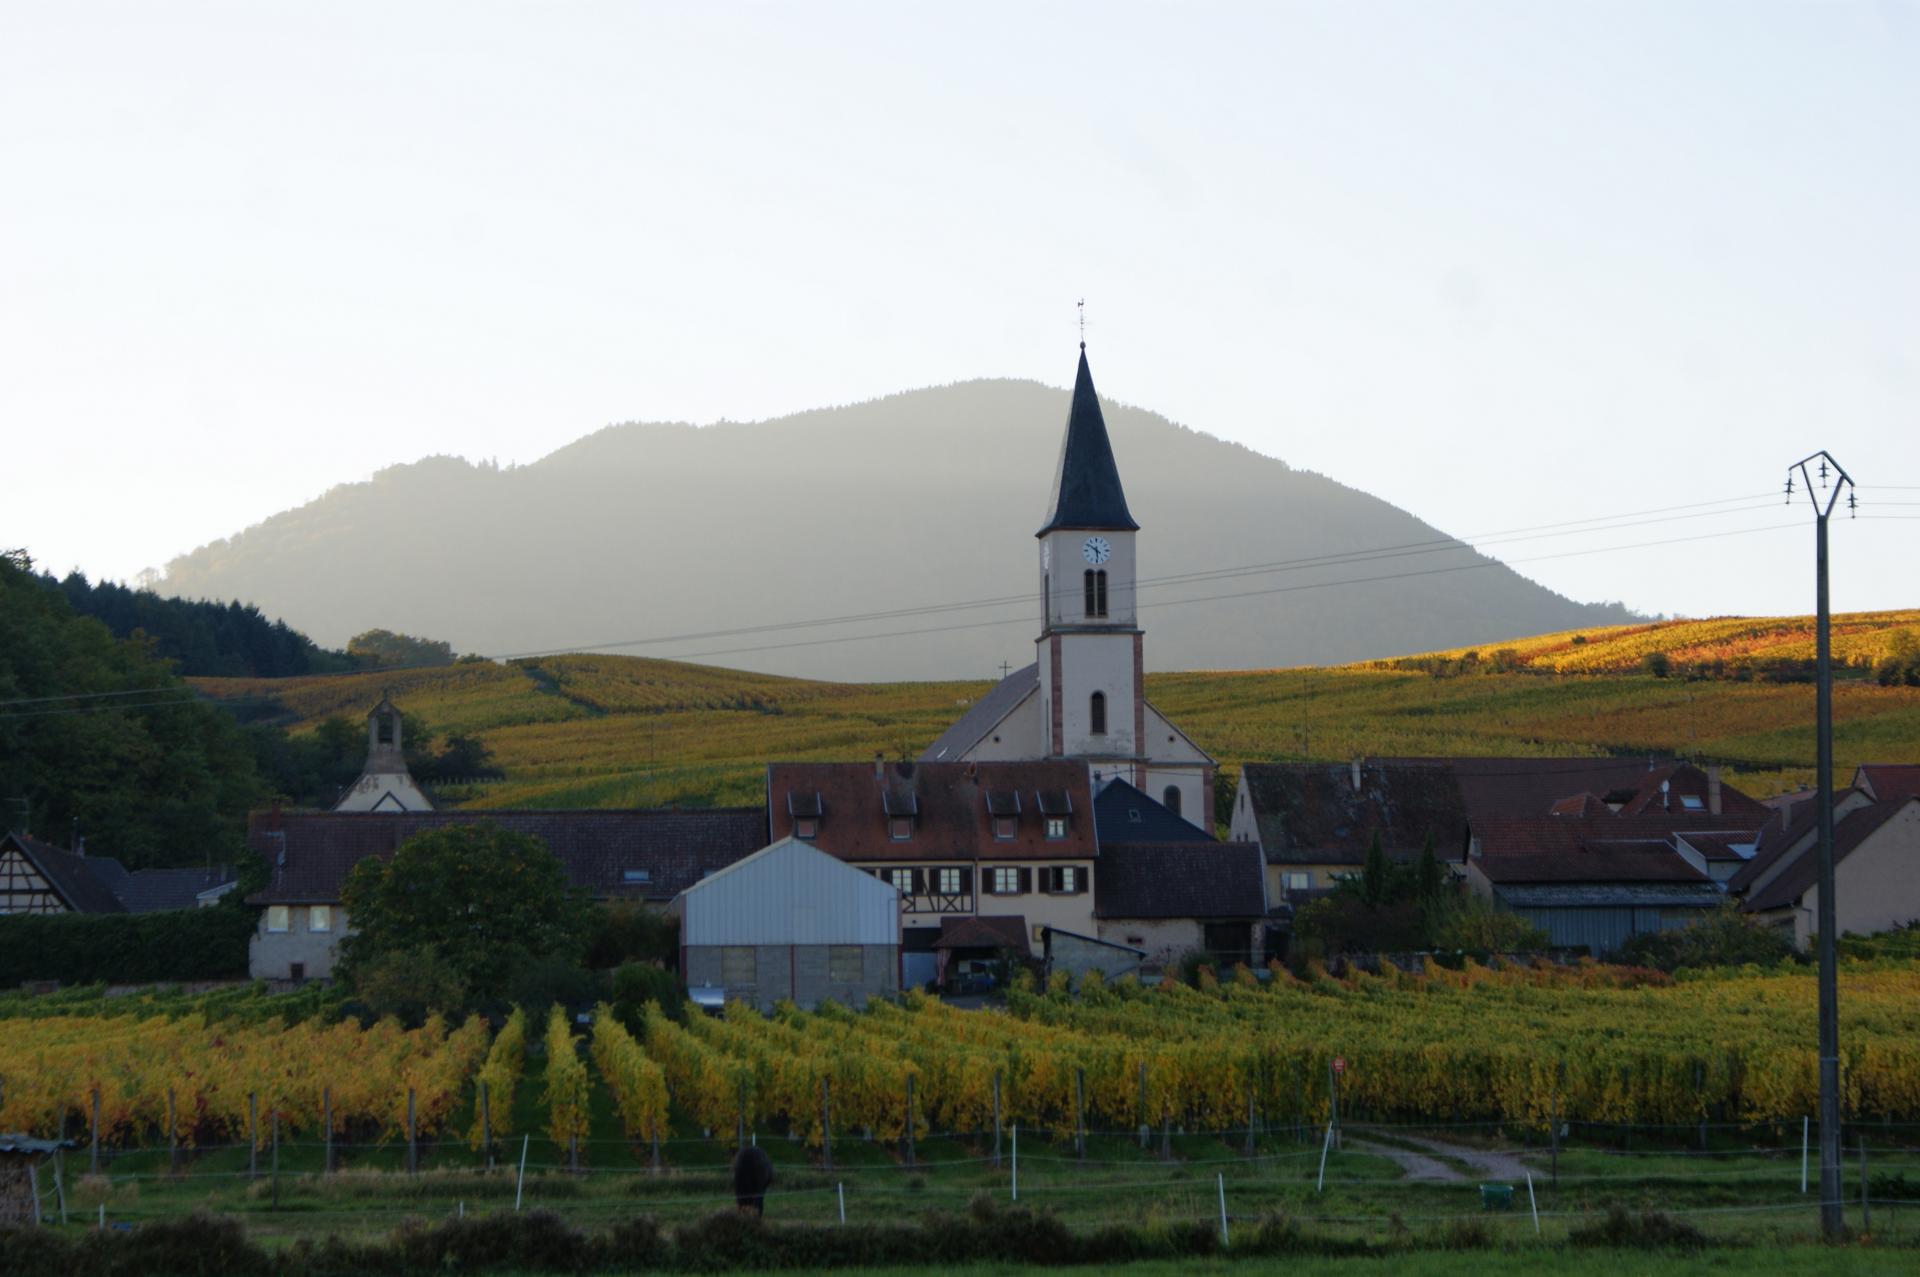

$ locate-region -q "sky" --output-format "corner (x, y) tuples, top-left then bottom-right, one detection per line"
(3, 0), (1915, 626)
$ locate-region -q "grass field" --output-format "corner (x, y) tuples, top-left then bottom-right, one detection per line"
(188, 610), (1920, 814)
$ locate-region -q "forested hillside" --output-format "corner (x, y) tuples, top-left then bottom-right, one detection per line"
(46, 570), (357, 678)
(0, 550), (264, 867)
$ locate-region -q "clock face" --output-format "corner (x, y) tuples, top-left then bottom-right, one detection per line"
(1082, 536), (1111, 565)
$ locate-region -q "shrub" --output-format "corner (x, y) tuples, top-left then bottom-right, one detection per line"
(351, 945), (470, 1025)
(1614, 902), (1796, 972)
(611, 961), (685, 1024)
(1568, 1205), (1707, 1249)
(584, 903), (679, 970)
(0, 902), (256, 984)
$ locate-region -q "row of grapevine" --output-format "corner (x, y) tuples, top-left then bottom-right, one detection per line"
(0, 1011), (490, 1147)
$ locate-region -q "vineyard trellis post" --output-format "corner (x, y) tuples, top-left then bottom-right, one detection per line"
(89, 1087), (100, 1175)
(1243, 1082), (1255, 1156)
(1694, 1062), (1707, 1151)
(323, 1087), (335, 1175)
(1789, 447), (1853, 1240)
(270, 1112), (280, 1211)
(1137, 1062), (1149, 1150)
(1860, 1139), (1869, 1233)
(247, 1092), (258, 1180)
(1550, 1098), (1559, 1189)
(479, 1082), (491, 1171)
(407, 1088), (418, 1175)
(166, 1087), (178, 1174)
(905, 1074), (917, 1167)
(1073, 1067), (1085, 1159)
(821, 1077), (832, 1172)
(736, 1078), (748, 1151)
(991, 1072), (1002, 1169)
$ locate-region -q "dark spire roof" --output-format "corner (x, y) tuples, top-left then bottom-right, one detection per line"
(1037, 347), (1138, 536)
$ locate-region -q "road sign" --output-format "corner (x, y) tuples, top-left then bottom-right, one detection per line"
(1332, 1057), (1347, 1074)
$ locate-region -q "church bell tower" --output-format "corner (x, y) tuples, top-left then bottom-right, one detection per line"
(1036, 345), (1145, 775)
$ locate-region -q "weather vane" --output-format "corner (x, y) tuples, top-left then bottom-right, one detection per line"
(1078, 298), (1085, 349)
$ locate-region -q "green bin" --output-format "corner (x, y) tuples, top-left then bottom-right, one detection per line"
(1479, 1183), (1514, 1212)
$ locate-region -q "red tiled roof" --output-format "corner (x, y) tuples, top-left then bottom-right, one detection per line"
(1549, 793), (1610, 817)
(245, 808), (768, 905)
(765, 761), (1097, 863)
(1857, 765), (1920, 804)
(1475, 811), (1768, 858)
(933, 914), (1031, 956)
(1475, 840), (1710, 885)
(1237, 762), (1469, 864)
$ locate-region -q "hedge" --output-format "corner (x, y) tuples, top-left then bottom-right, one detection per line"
(0, 900), (255, 984)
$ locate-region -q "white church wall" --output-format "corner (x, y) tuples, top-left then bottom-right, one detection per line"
(1041, 531), (1137, 628)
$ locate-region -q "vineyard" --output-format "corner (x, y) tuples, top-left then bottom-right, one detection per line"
(8, 960), (1920, 1157)
(185, 609), (1920, 812)
(6, 968), (1920, 1253)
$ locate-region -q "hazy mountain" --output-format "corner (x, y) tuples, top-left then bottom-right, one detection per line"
(159, 380), (1633, 681)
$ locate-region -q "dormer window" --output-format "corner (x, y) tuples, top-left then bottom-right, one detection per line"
(1679, 795), (1705, 812)
(622, 869), (651, 884)
(883, 791), (918, 840)
(985, 789), (1021, 840)
(788, 790), (824, 838)
(1035, 789), (1073, 840)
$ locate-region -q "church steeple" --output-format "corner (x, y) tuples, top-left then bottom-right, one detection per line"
(1037, 347), (1138, 536)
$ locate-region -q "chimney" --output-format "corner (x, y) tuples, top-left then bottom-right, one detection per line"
(1707, 766), (1722, 816)
(874, 751), (884, 780)
(1350, 758), (1363, 792)
(1660, 779), (1671, 811)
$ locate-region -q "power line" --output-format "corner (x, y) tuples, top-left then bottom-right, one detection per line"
(493, 493), (1787, 662)
(650, 521), (1805, 664)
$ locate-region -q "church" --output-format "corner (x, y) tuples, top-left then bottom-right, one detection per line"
(922, 344), (1216, 827)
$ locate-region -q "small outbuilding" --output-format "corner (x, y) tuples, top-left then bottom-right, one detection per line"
(0, 1136), (68, 1226)
(671, 836), (902, 1011)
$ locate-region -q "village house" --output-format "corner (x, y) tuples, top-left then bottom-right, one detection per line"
(764, 758), (1095, 988)
(244, 807), (767, 980)
(1729, 772), (1920, 949)
(0, 830), (237, 916)
(1230, 757), (1779, 953)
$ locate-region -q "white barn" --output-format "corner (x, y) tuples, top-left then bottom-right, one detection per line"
(672, 836), (902, 1011)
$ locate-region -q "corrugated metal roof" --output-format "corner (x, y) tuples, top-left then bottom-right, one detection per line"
(676, 836), (900, 946)
(1493, 882), (1724, 909)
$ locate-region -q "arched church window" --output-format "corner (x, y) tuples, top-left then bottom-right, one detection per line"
(1090, 691), (1107, 735)
(1163, 785), (1182, 817)
(1084, 570), (1108, 618)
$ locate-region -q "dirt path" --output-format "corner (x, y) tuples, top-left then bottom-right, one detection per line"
(1346, 1138), (1462, 1182)
(1381, 1130), (1532, 1182)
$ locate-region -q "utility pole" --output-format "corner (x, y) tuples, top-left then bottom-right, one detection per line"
(1786, 449), (1854, 1240)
